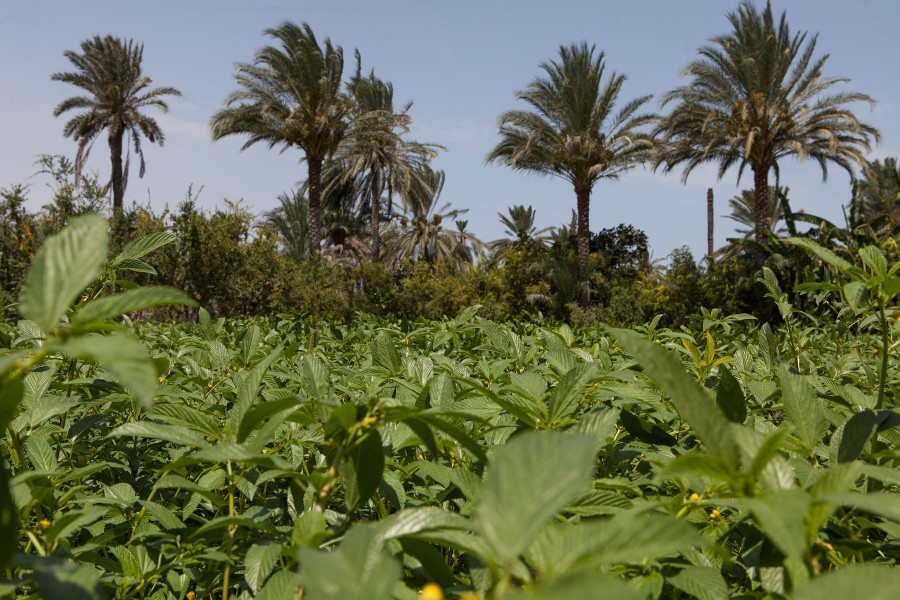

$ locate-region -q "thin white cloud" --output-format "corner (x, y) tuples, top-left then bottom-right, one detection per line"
(156, 114), (211, 143)
(411, 116), (496, 147)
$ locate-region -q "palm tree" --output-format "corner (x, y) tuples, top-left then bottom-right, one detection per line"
(655, 1), (880, 242)
(490, 205), (554, 252)
(384, 169), (485, 268)
(210, 22), (348, 255)
(486, 42), (655, 278)
(52, 35), (181, 212)
(725, 186), (788, 239)
(264, 188), (309, 261)
(850, 158), (900, 231)
(327, 54), (441, 262)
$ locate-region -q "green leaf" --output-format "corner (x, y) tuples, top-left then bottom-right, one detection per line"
(858, 245), (887, 277)
(137, 500), (185, 530)
(785, 237), (854, 273)
(150, 403), (222, 440)
(716, 367), (746, 423)
(842, 281), (867, 312)
(502, 572), (641, 600)
(0, 379), (24, 435)
(475, 431), (596, 565)
(113, 258), (156, 275)
(371, 331), (401, 374)
(49, 332), (156, 406)
(34, 559), (110, 600)
(73, 286), (196, 324)
(668, 566), (728, 600)
(245, 541), (282, 593)
(255, 571), (302, 600)
(108, 422), (207, 447)
(792, 565), (900, 600)
(821, 492), (900, 521)
(379, 507), (471, 541)
(339, 430), (385, 511)
(609, 327), (738, 464)
(744, 489), (811, 562)
(0, 460), (17, 569)
(778, 367), (826, 451)
(19, 214), (108, 331)
(113, 231), (176, 264)
(837, 409), (879, 462)
(300, 524), (400, 600)
(548, 363), (597, 423)
(230, 347), (282, 440)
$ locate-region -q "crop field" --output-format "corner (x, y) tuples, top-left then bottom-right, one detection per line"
(1, 217), (899, 599)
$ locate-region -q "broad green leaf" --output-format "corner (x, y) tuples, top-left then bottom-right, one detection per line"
(255, 571), (302, 600)
(842, 281), (866, 312)
(150, 403), (222, 440)
(0, 379), (24, 435)
(610, 328), (738, 465)
(668, 566), (728, 600)
(716, 367), (746, 423)
(300, 524), (400, 600)
(475, 431), (596, 565)
(548, 363), (597, 423)
(502, 572), (641, 600)
(778, 367), (826, 451)
(0, 460), (16, 568)
(792, 564), (900, 600)
(821, 492), (900, 521)
(339, 430), (385, 511)
(372, 330), (401, 374)
(26, 433), (57, 472)
(49, 332), (156, 406)
(837, 409), (879, 462)
(19, 214), (108, 331)
(744, 489), (810, 562)
(34, 559), (109, 600)
(113, 258), (156, 274)
(230, 346), (282, 439)
(245, 541), (282, 593)
(858, 245), (887, 277)
(108, 422), (207, 447)
(379, 507), (471, 541)
(137, 500), (185, 530)
(785, 237), (854, 273)
(113, 231), (176, 264)
(73, 286), (196, 324)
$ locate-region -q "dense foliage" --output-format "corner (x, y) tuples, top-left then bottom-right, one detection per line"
(0, 216), (898, 599)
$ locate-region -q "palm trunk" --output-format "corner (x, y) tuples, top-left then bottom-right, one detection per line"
(752, 164), (770, 242)
(707, 188), (714, 264)
(575, 185), (591, 306)
(109, 130), (125, 213)
(307, 156), (324, 256)
(370, 194), (381, 263)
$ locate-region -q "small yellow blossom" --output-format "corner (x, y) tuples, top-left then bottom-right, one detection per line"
(158, 377), (166, 384)
(822, 542), (835, 552)
(261, 448), (270, 454)
(207, 382), (214, 389)
(654, 339), (661, 344)
(186, 592), (196, 600)
(459, 594), (482, 600)
(709, 509), (722, 520)
(688, 493), (702, 502)
(419, 583), (443, 600)
(361, 416), (377, 428)
(38, 518), (52, 530)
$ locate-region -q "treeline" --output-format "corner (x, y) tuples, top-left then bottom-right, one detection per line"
(3, 155), (898, 326)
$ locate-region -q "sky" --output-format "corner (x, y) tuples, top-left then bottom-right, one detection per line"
(1, 0), (899, 260)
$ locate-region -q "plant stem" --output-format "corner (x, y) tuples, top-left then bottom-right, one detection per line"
(223, 460), (236, 600)
(877, 298), (889, 410)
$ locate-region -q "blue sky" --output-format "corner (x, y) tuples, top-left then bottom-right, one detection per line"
(1, 0), (898, 260)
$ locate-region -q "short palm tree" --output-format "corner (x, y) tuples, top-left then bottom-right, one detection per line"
(850, 158), (900, 230)
(655, 1), (880, 242)
(726, 186), (788, 239)
(52, 35), (181, 212)
(490, 205), (554, 252)
(264, 188), (309, 261)
(210, 22), (348, 255)
(384, 170), (484, 268)
(327, 55), (441, 262)
(486, 42), (655, 277)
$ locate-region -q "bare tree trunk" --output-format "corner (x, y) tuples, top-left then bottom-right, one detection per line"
(306, 156), (324, 255)
(109, 129), (125, 213)
(370, 194), (381, 263)
(752, 164), (770, 243)
(707, 187), (714, 264)
(575, 185), (591, 306)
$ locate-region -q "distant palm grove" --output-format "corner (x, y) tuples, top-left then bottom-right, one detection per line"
(1, 1), (896, 326)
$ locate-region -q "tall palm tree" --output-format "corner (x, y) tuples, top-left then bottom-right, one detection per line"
(726, 186), (788, 239)
(490, 205), (554, 252)
(52, 35), (181, 212)
(486, 42), (655, 277)
(655, 1), (880, 242)
(210, 22), (348, 255)
(327, 54), (441, 262)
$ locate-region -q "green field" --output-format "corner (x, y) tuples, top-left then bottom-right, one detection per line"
(0, 216), (898, 599)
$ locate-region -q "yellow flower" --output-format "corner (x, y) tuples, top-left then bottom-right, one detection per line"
(186, 592), (196, 600)
(207, 382), (214, 389)
(38, 518), (52, 530)
(419, 583), (443, 600)
(654, 339), (661, 344)
(459, 594), (482, 600)
(821, 541), (835, 552)
(710, 509), (721, 520)
(688, 493), (702, 502)
(158, 377), (166, 384)
(361, 416), (377, 428)
(261, 448), (270, 454)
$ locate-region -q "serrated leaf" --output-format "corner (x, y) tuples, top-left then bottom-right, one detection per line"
(0, 460), (16, 568)
(34, 559), (109, 600)
(837, 409), (879, 462)
(858, 245), (887, 277)
(137, 500), (185, 530)
(108, 422), (207, 447)
(371, 331), (401, 374)
(548, 363), (597, 423)
(778, 367), (826, 452)
(792, 564), (900, 600)
(74, 286), (196, 324)
(229, 347), (282, 439)
(113, 231), (176, 264)
(475, 431), (596, 565)
(255, 570), (302, 600)
(610, 328), (738, 465)
(19, 214), (108, 331)
(49, 332), (156, 406)
(668, 566), (728, 600)
(785, 237), (854, 272)
(716, 367), (746, 423)
(245, 541), (282, 593)
(339, 430), (384, 511)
